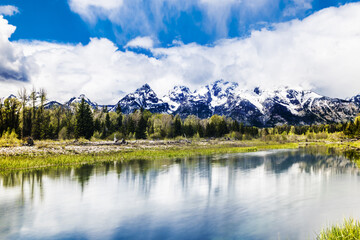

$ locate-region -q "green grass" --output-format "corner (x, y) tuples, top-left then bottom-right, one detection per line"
(2, 138), (360, 173)
(0, 142), (299, 172)
(316, 218), (360, 240)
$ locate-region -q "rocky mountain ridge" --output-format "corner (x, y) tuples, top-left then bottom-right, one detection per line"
(4, 80), (360, 127)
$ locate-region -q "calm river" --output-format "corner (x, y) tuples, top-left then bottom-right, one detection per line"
(1, 148), (360, 240)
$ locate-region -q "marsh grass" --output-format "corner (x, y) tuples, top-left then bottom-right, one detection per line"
(2, 138), (360, 173)
(0, 143), (299, 172)
(3, 139), (360, 173)
(316, 218), (360, 240)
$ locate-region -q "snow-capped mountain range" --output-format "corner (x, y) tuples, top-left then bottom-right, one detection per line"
(4, 80), (360, 127)
(115, 84), (168, 114)
(162, 80), (360, 126)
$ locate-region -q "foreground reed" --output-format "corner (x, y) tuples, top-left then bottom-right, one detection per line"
(316, 218), (360, 240)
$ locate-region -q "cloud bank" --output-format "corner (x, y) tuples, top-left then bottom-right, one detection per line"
(1, 3), (360, 104)
(0, 16), (28, 84)
(68, 0), (314, 44)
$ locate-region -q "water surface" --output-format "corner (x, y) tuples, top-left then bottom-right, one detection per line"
(1, 148), (360, 240)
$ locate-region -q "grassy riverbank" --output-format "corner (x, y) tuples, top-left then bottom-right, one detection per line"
(0, 141), (299, 172)
(1, 138), (360, 173)
(305, 141), (360, 166)
(2, 140), (360, 239)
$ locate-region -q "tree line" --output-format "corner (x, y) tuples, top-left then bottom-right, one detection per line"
(1, 88), (360, 141)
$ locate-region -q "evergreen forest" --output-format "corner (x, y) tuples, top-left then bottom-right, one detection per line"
(1, 88), (360, 142)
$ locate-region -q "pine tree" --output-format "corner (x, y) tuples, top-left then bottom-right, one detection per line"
(239, 122), (245, 134)
(174, 115), (182, 137)
(217, 118), (228, 137)
(75, 98), (94, 139)
(31, 89), (47, 139)
(94, 118), (101, 132)
(206, 122), (216, 137)
(18, 88), (28, 138)
(135, 115), (147, 139)
(116, 113), (122, 131)
(54, 106), (63, 139)
(115, 103), (123, 132)
(127, 117), (136, 134)
(65, 110), (75, 139)
(354, 116), (360, 138)
(115, 103), (122, 114)
(231, 120), (240, 132)
(0, 100), (4, 136)
(3, 98), (20, 134)
(30, 88), (37, 138)
(105, 113), (111, 132)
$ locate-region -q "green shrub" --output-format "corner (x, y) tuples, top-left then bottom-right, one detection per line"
(0, 129), (21, 147)
(228, 131), (242, 140)
(306, 131), (315, 140)
(243, 134), (253, 140)
(317, 218), (360, 240)
(91, 131), (102, 141)
(128, 132), (135, 140)
(149, 132), (163, 140)
(192, 132), (200, 140)
(77, 137), (89, 144)
(315, 132), (328, 140)
(104, 131), (124, 141)
(58, 127), (71, 140)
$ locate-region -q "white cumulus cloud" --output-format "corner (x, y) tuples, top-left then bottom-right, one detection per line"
(125, 36), (155, 49)
(0, 16), (28, 83)
(68, 0), (124, 24)
(0, 5), (19, 16)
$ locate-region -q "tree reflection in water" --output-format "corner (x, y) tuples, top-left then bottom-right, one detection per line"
(0, 148), (360, 240)
(1, 148), (358, 197)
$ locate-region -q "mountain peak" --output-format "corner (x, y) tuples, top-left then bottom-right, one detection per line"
(117, 83), (168, 114)
(168, 85), (191, 96)
(254, 87), (261, 95)
(213, 79), (226, 84)
(7, 94), (17, 99)
(66, 94), (97, 109)
(136, 83), (152, 92)
(5, 81), (357, 127)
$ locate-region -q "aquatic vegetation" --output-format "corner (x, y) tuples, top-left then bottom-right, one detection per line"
(316, 218), (360, 240)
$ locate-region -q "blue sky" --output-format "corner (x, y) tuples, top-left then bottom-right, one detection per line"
(2, 0), (359, 47)
(1, 0), (360, 103)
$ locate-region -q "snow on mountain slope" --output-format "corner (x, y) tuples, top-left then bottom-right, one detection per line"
(161, 80), (359, 126)
(116, 84), (169, 114)
(162, 86), (192, 112)
(66, 94), (98, 109)
(3, 80), (359, 126)
(44, 101), (63, 109)
(193, 80), (238, 108)
(350, 94), (360, 106)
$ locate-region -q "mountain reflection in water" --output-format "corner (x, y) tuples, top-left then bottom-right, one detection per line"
(0, 148), (359, 240)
